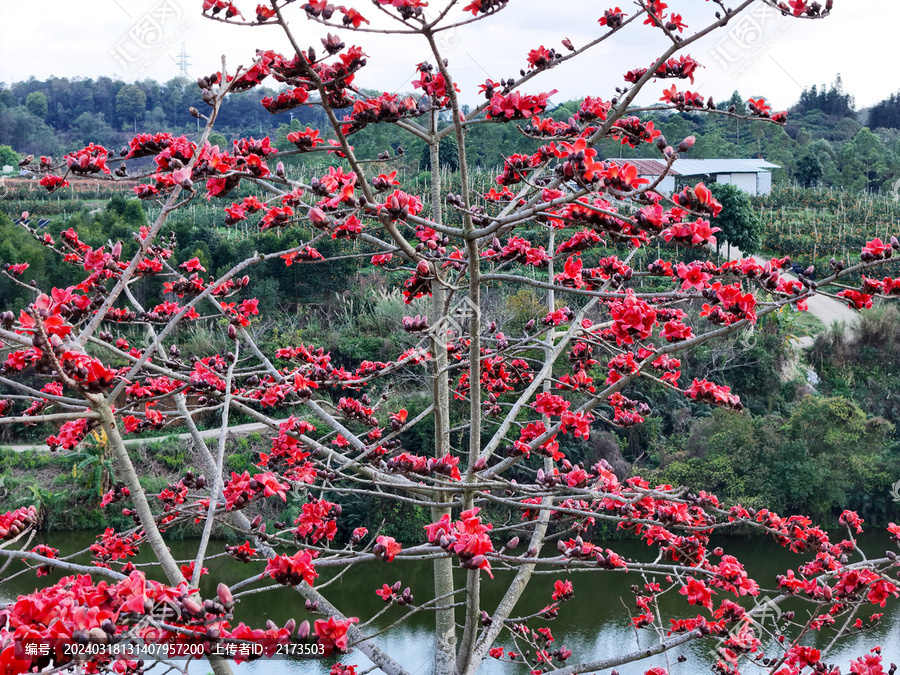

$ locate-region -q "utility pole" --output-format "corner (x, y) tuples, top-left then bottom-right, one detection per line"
(177, 43), (191, 79)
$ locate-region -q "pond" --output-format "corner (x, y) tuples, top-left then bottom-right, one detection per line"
(2, 531), (897, 674)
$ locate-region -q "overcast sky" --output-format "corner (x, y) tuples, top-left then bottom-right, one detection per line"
(1, 0), (896, 114)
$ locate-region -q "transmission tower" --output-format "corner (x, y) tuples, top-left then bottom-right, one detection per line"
(176, 43), (191, 79)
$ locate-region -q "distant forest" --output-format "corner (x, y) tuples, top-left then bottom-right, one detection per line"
(2, 74), (900, 193)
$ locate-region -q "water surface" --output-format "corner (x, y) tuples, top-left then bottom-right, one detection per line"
(2, 531), (897, 674)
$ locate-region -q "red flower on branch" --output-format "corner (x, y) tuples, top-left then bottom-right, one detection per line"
(610, 292), (657, 345)
(838, 289), (874, 311)
(679, 577), (715, 610)
(314, 616), (359, 655)
(374, 535), (402, 562)
(265, 549), (319, 586)
(599, 7), (626, 28)
(39, 175), (69, 191)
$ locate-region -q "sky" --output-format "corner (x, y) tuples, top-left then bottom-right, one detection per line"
(1, 0), (897, 114)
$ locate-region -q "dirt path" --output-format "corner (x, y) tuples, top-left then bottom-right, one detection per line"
(0, 421), (277, 455)
(724, 246), (858, 349)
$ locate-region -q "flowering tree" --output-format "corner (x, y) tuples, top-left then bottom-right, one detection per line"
(2, 1), (900, 675)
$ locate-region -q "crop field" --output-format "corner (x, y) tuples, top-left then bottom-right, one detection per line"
(754, 186), (900, 277)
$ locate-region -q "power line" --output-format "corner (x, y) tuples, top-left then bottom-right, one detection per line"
(176, 43), (191, 79)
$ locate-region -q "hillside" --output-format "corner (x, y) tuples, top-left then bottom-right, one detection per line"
(2, 76), (900, 193)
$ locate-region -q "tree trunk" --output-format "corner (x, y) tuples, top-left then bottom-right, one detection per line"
(93, 395), (236, 675)
(428, 136), (458, 675)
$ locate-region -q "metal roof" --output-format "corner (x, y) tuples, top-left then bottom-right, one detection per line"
(620, 159), (679, 177)
(669, 159), (780, 175)
(634, 158), (779, 176)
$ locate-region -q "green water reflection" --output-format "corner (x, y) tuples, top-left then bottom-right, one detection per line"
(2, 531), (896, 674)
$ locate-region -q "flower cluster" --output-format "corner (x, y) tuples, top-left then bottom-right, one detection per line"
(0, 506), (38, 541)
(685, 378), (742, 411)
(89, 527), (143, 565)
(424, 508), (496, 577)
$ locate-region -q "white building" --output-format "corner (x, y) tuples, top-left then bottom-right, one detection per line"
(634, 158), (780, 197)
(628, 159), (678, 194)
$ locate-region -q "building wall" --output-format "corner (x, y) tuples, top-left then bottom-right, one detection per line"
(657, 175), (676, 194)
(641, 170), (772, 196)
(640, 175), (676, 194)
(729, 173), (758, 195)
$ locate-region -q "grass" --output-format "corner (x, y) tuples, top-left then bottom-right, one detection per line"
(794, 310), (825, 335)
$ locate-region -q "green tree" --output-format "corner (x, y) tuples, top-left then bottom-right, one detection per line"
(115, 85), (147, 129)
(0, 89), (16, 109)
(869, 92), (900, 130)
(0, 214), (48, 306)
(72, 111), (120, 148)
(657, 397), (894, 522)
(122, 199), (148, 227)
(709, 182), (761, 255)
(144, 105), (168, 131)
(840, 127), (890, 191)
(794, 148), (823, 187)
(0, 144), (19, 167)
(692, 129), (737, 158)
(24, 91), (48, 119)
(419, 134), (460, 172)
(794, 76), (855, 118)
(806, 138), (840, 185)
(208, 132), (228, 148)
(720, 90), (748, 115)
